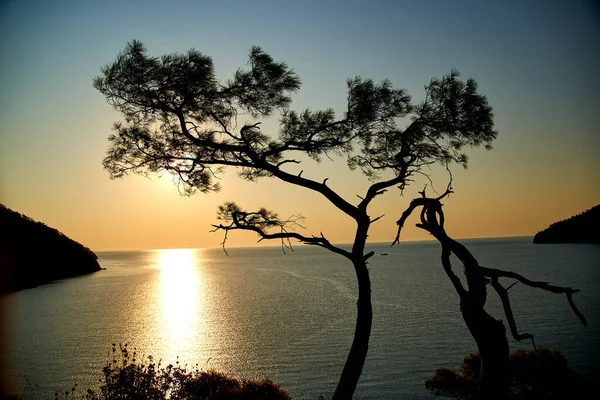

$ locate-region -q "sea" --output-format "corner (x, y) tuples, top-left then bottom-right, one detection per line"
(1, 237), (599, 399)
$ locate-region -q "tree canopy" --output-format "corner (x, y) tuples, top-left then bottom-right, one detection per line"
(94, 40), (496, 203)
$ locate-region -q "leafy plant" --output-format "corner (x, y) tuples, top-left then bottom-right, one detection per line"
(425, 348), (590, 400)
(52, 344), (291, 400)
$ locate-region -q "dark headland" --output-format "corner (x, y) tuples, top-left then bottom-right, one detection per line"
(533, 204), (600, 244)
(0, 204), (102, 293)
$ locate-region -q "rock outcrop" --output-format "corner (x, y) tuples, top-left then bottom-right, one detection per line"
(0, 204), (102, 293)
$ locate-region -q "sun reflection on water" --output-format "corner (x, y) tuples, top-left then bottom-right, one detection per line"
(155, 249), (204, 361)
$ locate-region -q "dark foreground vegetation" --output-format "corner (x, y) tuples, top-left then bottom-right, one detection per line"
(426, 348), (591, 399)
(533, 204), (600, 244)
(9, 346), (588, 400)
(0, 204), (101, 293)
(38, 344), (292, 400)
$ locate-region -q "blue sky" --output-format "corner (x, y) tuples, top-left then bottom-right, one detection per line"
(0, 0), (598, 250)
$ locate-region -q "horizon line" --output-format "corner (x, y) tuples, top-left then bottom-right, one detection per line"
(94, 235), (533, 253)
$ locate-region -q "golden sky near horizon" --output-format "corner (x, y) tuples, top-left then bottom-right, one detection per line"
(1, 0), (598, 251)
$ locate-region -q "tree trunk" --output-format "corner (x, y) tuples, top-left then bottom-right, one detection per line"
(461, 298), (509, 400)
(436, 232), (510, 399)
(332, 257), (373, 400)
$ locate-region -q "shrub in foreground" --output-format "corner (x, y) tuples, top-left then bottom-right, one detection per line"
(63, 344), (292, 400)
(425, 348), (590, 399)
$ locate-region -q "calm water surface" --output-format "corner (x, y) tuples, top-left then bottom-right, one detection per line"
(3, 238), (600, 399)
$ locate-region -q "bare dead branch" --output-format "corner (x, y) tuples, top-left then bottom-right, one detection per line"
(391, 185), (453, 246)
(392, 198), (422, 245)
(215, 228), (230, 256)
(370, 214), (385, 224)
(440, 246), (467, 297)
(480, 266), (587, 327)
(566, 292), (588, 327)
(393, 190), (587, 353)
(276, 159), (301, 168)
(489, 277), (535, 343)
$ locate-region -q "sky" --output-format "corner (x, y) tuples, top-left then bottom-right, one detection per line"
(0, 0), (598, 251)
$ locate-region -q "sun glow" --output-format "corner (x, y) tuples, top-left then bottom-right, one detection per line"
(156, 249), (204, 357)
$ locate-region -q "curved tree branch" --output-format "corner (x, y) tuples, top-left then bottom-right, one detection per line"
(210, 202), (352, 259)
(481, 266), (587, 327)
(391, 185), (453, 245)
(489, 277), (535, 346)
(393, 191), (587, 341)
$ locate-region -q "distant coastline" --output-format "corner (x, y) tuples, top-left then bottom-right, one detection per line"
(534, 205), (600, 244)
(0, 204), (102, 293)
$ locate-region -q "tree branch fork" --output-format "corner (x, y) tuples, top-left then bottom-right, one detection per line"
(393, 190), (587, 348)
